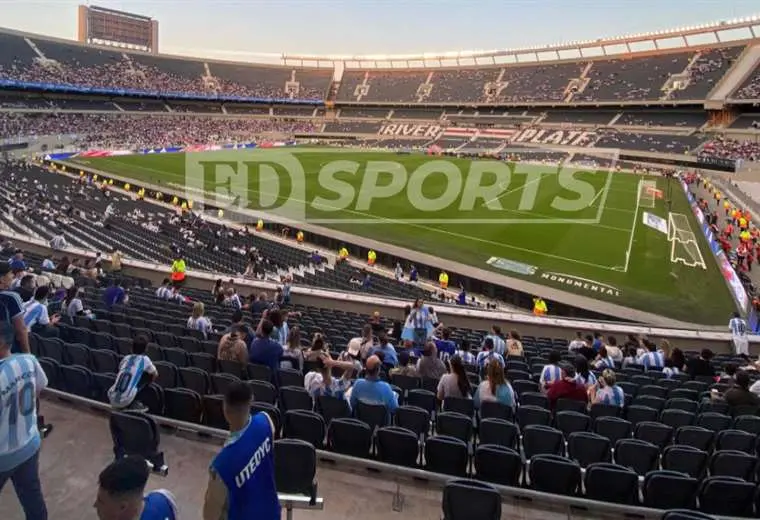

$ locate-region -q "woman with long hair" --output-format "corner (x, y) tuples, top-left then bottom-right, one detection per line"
(281, 325), (303, 371)
(436, 355), (472, 400)
(474, 358), (516, 409)
(663, 347), (686, 379)
(574, 355), (597, 387)
(187, 301), (212, 339)
(401, 298), (434, 348)
(64, 286), (84, 318)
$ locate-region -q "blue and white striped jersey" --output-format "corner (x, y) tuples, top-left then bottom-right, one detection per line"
(23, 300), (50, 331)
(596, 384), (625, 407)
(638, 351), (665, 369)
(729, 317), (748, 337)
(108, 355), (157, 409)
(540, 364), (562, 386)
(0, 354), (47, 472)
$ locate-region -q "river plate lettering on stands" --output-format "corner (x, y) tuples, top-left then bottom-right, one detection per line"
(378, 124), (442, 138)
(511, 129), (596, 147)
(540, 272), (621, 297)
(486, 257), (537, 276)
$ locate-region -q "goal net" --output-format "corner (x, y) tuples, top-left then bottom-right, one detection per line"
(638, 180), (659, 209)
(667, 212), (707, 269)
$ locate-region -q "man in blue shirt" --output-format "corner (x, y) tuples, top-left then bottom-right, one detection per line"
(204, 382), (280, 520)
(103, 279), (127, 308)
(8, 250), (26, 272)
(249, 319), (283, 384)
(349, 355), (399, 415)
(434, 328), (457, 362)
(95, 456), (177, 520)
(369, 332), (399, 367)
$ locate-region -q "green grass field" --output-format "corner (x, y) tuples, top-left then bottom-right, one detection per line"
(70, 148), (737, 325)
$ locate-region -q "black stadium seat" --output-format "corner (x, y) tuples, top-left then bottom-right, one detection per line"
(529, 454), (580, 496)
(376, 426), (419, 468)
(474, 445), (522, 486)
(584, 462), (639, 505)
(643, 470), (698, 510)
(327, 418), (372, 458)
(442, 479), (501, 520)
(109, 411), (166, 473)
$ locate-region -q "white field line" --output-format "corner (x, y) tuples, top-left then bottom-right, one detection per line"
(623, 180), (643, 273)
(480, 174), (545, 207)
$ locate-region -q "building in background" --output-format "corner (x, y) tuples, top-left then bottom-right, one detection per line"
(77, 4), (158, 53)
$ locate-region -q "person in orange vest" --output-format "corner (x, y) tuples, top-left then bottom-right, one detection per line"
(724, 200), (731, 216)
(367, 249), (376, 266)
(170, 254), (186, 286)
(256, 219), (264, 232)
(296, 230), (304, 243)
(338, 246), (349, 264)
(438, 271), (449, 290)
(533, 296), (548, 316)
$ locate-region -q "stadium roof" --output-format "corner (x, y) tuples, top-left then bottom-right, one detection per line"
(282, 15), (760, 67)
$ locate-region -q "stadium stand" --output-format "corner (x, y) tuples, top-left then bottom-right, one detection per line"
(426, 68), (501, 103)
(593, 131), (705, 154)
(323, 121), (383, 134)
(670, 46), (744, 100)
(728, 114), (760, 129)
(7, 16), (760, 520)
(542, 110), (617, 125)
(733, 61), (760, 99)
(0, 113), (316, 146)
(497, 62), (584, 103)
(698, 138), (760, 162)
(615, 111), (708, 128)
(0, 29), (332, 101)
(577, 52), (694, 102)
(338, 70), (430, 103)
(391, 108), (443, 120)
(338, 107), (391, 119)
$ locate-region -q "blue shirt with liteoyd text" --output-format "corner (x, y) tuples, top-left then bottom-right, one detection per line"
(211, 413), (280, 520)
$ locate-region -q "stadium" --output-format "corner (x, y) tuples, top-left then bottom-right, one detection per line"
(3, 3), (760, 519)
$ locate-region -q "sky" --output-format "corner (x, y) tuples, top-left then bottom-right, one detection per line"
(0, 0), (757, 60)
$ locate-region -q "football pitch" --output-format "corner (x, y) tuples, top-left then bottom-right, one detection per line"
(70, 148), (737, 325)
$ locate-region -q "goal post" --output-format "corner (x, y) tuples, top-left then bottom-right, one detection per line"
(638, 179), (659, 209)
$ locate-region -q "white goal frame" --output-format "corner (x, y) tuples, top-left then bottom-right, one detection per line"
(639, 180), (657, 209)
(667, 212), (707, 270)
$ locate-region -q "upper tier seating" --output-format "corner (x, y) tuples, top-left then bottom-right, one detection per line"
(670, 46), (744, 100)
(733, 61), (760, 99)
(578, 52), (693, 102)
(338, 71), (430, 103)
(425, 68), (501, 103)
(728, 115), (760, 130)
(0, 31), (331, 101)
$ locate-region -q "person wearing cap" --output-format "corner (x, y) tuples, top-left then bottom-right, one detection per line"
(0, 262), (30, 354)
(546, 362), (588, 410)
(349, 355), (398, 416)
